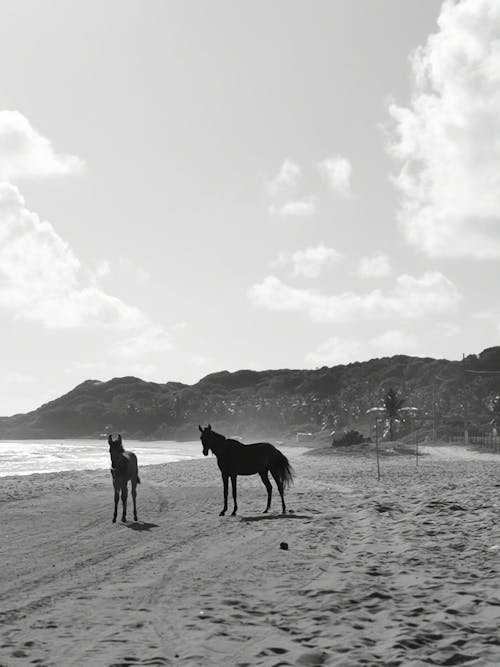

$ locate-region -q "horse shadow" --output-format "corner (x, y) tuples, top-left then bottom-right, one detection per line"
(240, 513), (311, 522)
(125, 521), (159, 531)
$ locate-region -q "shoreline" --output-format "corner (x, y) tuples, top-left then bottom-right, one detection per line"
(0, 445), (311, 503)
(2, 446), (500, 666)
(1, 438), (498, 499)
(0, 438), (314, 481)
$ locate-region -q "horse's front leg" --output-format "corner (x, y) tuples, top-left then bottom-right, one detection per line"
(112, 479), (119, 523)
(230, 475), (238, 516)
(121, 482), (128, 522)
(220, 473), (229, 516)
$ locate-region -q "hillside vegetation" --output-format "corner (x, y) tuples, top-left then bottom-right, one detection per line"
(2, 347), (500, 441)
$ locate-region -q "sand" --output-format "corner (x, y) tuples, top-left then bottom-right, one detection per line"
(1, 443), (500, 666)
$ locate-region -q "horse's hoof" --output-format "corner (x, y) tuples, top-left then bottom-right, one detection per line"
(121, 518), (127, 523)
(219, 511), (226, 516)
(231, 511), (237, 516)
(263, 509), (269, 514)
(112, 518), (117, 523)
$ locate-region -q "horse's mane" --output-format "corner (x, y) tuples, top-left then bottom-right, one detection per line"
(204, 428), (223, 439)
(205, 430), (246, 448)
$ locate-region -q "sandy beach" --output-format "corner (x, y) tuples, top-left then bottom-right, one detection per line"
(1, 443), (500, 666)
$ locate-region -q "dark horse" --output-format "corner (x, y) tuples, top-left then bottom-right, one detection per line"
(199, 424), (294, 516)
(108, 434), (140, 523)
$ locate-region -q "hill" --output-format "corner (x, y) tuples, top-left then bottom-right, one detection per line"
(2, 347), (500, 441)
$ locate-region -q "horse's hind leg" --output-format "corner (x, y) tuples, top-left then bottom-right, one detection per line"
(259, 471), (273, 513)
(121, 482), (128, 522)
(270, 470), (286, 514)
(112, 480), (119, 523)
(230, 475), (238, 516)
(131, 480), (138, 522)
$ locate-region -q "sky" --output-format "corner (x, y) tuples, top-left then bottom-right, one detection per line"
(1, 0), (500, 415)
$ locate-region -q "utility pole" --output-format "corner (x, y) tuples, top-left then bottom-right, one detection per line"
(462, 353), (468, 445)
(433, 375), (447, 443)
(401, 406), (418, 466)
(375, 417), (381, 481)
(366, 407), (385, 481)
(432, 381), (437, 442)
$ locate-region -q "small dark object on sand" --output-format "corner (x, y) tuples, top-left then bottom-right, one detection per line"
(280, 541), (289, 550)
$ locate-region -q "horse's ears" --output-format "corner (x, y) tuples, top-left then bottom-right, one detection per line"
(198, 425), (203, 432)
(108, 434), (113, 445)
(208, 424), (212, 431)
(117, 434), (122, 445)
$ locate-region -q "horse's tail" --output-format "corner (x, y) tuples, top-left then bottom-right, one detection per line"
(271, 447), (294, 489)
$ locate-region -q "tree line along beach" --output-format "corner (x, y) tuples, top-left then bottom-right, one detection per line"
(3, 347), (500, 444)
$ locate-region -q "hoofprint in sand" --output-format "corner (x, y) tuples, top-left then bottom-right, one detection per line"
(1, 444), (500, 666)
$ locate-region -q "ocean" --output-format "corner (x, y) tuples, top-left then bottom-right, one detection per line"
(0, 439), (204, 477)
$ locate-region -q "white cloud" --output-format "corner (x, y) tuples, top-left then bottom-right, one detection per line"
(249, 271), (461, 322)
(387, 0), (500, 258)
(268, 159), (301, 197)
(113, 326), (173, 358)
(272, 244), (342, 278)
(357, 254), (391, 278)
(0, 112), (175, 370)
(268, 196), (318, 217)
(172, 321), (188, 331)
(89, 257), (151, 287)
(306, 337), (363, 367)
(318, 156), (352, 197)
(0, 183), (145, 329)
(306, 329), (418, 367)
(90, 259), (112, 285)
(27, 289), (145, 329)
(0, 110), (84, 180)
(370, 329), (418, 354)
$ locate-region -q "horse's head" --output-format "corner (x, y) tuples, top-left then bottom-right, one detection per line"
(108, 433), (124, 457)
(198, 424), (213, 456)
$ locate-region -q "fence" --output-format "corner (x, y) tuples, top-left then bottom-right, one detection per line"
(468, 433), (500, 452)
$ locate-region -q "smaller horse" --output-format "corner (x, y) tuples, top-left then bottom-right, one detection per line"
(199, 424), (294, 516)
(108, 434), (140, 523)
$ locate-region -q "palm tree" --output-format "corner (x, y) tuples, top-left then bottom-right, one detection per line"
(384, 387), (406, 441)
(488, 394), (500, 439)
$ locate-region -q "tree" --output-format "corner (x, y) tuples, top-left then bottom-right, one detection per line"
(487, 394), (500, 435)
(384, 387), (406, 441)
